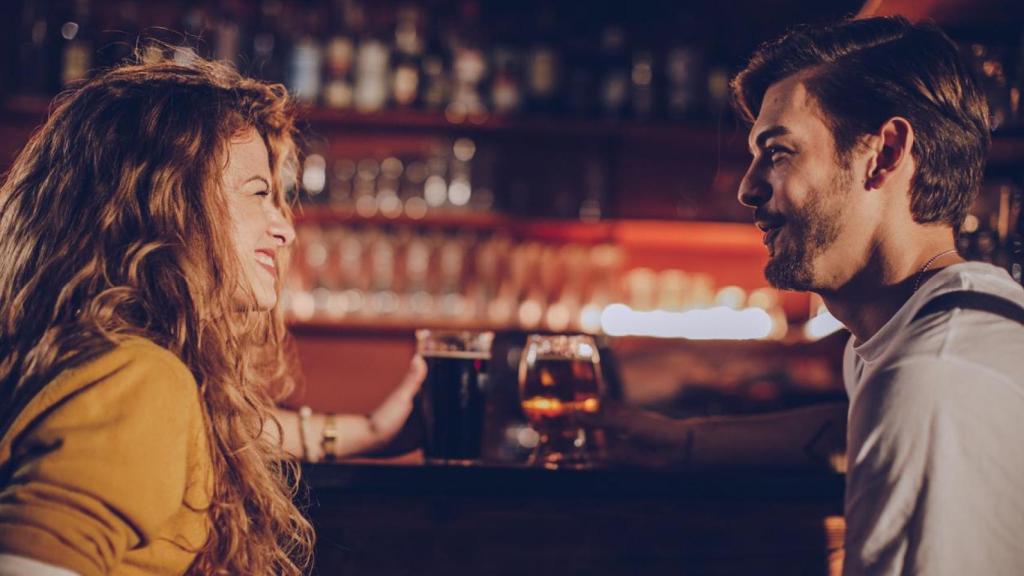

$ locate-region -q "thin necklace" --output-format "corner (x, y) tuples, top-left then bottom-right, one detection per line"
(913, 248), (958, 293)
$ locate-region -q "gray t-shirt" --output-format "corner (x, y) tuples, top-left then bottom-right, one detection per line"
(842, 262), (1024, 576)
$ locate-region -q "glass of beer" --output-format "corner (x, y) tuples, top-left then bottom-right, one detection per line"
(518, 334), (604, 468)
(416, 330), (494, 465)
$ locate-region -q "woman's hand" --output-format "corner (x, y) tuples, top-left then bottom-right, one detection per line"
(274, 355), (428, 461)
(364, 355), (427, 448)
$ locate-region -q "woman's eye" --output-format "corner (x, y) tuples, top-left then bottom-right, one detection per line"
(254, 190), (270, 198)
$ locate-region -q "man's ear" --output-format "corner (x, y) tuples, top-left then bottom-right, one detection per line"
(865, 117), (914, 190)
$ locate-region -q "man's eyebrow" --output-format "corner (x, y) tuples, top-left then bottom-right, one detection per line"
(749, 125), (791, 154)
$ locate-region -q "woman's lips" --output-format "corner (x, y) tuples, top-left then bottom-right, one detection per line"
(255, 251), (276, 274)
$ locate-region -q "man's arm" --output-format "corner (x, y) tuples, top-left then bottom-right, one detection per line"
(593, 401), (848, 470)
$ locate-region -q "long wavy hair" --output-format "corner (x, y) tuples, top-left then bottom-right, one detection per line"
(0, 53), (313, 574)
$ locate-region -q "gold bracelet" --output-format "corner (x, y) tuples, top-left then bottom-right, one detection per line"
(321, 413), (339, 462)
(366, 412), (379, 437)
(297, 406), (313, 462)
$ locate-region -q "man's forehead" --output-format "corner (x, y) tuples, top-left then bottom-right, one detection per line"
(750, 75), (826, 145)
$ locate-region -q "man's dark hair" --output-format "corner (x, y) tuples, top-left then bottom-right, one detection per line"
(731, 16), (991, 229)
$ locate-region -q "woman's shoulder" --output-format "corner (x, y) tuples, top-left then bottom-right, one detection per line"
(100, 336), (195, 381)
(4, 336), (200, 449)
(55, 336), (195, 396)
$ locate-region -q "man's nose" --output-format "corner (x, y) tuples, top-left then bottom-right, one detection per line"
(737, 163), (771, 208)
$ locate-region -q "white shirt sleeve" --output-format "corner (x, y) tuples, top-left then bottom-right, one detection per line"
(0, 555), (79, 576)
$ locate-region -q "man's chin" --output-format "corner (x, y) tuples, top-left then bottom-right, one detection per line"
(764, 256), (814, 291)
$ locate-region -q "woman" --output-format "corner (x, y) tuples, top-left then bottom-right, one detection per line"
(0, 53), (418, 575)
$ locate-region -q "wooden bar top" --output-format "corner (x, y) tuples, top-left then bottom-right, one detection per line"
(302, 459), (845, 501)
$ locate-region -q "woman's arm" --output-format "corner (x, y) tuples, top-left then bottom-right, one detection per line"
(273, 355), (427, 461)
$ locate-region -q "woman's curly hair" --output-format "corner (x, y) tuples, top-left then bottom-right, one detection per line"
(0, 51), (313, 575)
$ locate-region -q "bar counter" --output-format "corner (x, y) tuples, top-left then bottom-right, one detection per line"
(302, 459), (845, 575)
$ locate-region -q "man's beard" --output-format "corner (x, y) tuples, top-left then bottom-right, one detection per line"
(764, 168), (850, 291)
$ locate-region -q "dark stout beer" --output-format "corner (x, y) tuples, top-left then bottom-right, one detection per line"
(420, 351), (490, 463)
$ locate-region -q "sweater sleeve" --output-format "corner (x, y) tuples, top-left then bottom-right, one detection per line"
(0, 343), (203, 576)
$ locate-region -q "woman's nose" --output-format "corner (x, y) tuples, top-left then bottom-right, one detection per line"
(268, 208), (296, 247)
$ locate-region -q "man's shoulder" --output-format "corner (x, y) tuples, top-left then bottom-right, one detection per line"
(894, 263), (1024, 373)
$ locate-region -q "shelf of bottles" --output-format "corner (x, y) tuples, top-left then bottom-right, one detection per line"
(12, 2), (1024, 129)
(12, 0), (741, 126)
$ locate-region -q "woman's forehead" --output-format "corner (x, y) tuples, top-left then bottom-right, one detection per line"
(224, 130), (271, 186)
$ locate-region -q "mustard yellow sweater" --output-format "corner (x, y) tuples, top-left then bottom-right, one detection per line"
(0, 338), (212, 576)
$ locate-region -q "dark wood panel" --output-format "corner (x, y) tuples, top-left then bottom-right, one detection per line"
(302, 463), (845, 576)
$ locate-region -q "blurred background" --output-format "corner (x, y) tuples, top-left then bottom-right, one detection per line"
(2, 0), (1022, 440)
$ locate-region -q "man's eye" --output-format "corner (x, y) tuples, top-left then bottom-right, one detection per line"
(766, 146), (789, 164)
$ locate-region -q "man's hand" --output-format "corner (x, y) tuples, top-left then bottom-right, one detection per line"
(582, 402), (695, 467)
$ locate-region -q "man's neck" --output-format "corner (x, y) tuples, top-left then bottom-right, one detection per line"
(820, 241), (962, 343)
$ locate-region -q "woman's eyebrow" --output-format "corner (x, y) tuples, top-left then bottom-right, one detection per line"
(241, 175), (271, 188)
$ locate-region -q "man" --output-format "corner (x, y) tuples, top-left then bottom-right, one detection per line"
(597, 15), (1024, 576)
(732, 16), (1024, 575)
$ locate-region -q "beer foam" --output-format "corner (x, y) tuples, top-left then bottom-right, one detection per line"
(533, 355), (592, 362)
(420, 350), (492, 360)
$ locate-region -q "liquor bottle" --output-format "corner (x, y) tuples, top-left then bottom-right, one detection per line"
(421, 53), (448, 112)
(353, 3), (391, 114)
(354, 37), (390, 112)
(287, 7), (325, 105)
(630, 50), (655, 120)
(706, 63), (731, 119)
(213, 0), (245, 69)
(598, 26), (629, 119)
(391, 4), (423, 108)
(490, 46), (523, 116)
(665, 45), (704, 120)
(323, 0), (360, 109)
(564, 31), (596, 118)
(61, 0), (94, 86)
(251, 0), (286, 83)
(446, 0), (488, 123)
(419, 6), (450, 112)
(16, 0), (56, 94)
(525, 5), (560, 115)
